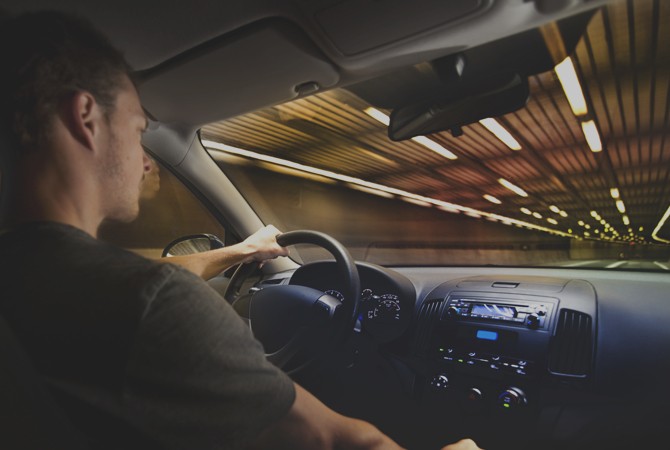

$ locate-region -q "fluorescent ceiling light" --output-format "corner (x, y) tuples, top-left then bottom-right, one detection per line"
(402, 197), (434, 207)
(555, 57), (588, 116)
(498, 178), (528, 197)
(520, 207), (532, 215)
(465, 211), (482, 219)
(411, 136), (458, 160)
(547, 218), (558, 225)
(479, 118), (521, 150)
(581, 120), (603, 152)
(585, 224), (591, 229)
(437, 205), (461, 214)
(639, 226), (644, 232)
(610, 188), (620, 199)
(578, 220), (585, 226)
(590, 210), (599, 218)
(532, 212), (542, 219)
(615, 200), (626, 214)
(364, 107), (390, 126)
(559, 210), (568, 217)
(349, 183), (395, 199)
(483, 194), (502, 204)
(549, 205), (560, 213)
(622, 215), (630, 225)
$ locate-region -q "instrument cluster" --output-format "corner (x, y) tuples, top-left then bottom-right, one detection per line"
(290, 261), (416, 343)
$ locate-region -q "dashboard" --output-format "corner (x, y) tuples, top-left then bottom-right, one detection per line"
(257, 263), (670, 450)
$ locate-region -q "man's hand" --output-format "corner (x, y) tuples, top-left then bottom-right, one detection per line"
(241, 225), (290, 265)
(247, 383), (483, 450)
(442, 438), (483, 450)
(159, 225), (289, 280)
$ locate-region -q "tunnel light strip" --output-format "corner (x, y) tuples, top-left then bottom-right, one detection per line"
(483, 194), (502, 204)
(581, 120), (602, 152)
(651, 205), (670, 244)
(203, 139), (573, 238)
(410, 136), (458, 160)
(479, 118), (521, 150)
(363, 107), (390, 126)
(555, 57), (588, 116)
(498, 178), (528, 197)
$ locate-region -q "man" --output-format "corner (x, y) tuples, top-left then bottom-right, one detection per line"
(0, 11), (480, 450)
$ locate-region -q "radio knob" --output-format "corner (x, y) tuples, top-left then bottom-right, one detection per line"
(446, 306), (460, 318)
(526, 313), (540, 329)
(497, 387), (527, 410)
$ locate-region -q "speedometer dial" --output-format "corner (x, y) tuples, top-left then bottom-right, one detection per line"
(368, 294), (401, 321)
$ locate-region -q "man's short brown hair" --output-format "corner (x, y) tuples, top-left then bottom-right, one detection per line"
(0, 11), (133, 153)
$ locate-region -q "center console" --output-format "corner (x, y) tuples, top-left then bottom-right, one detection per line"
(402, 275), (597, 449)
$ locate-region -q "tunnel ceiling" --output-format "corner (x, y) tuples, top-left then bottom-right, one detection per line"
(201, 0), (670, 244)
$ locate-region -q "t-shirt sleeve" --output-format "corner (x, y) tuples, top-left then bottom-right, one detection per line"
(123, 265), (296, 450)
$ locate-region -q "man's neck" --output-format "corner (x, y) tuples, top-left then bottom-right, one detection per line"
(10, 156), (102, 238)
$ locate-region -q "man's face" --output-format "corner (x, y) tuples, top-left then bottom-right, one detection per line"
(98, 75), (150, 223)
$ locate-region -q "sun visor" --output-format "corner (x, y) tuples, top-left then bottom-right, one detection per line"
(138, 19), (339, 126)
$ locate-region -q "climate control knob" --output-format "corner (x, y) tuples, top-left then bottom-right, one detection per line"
(430, 373), (449, 390)
(497, 387), (527, 410)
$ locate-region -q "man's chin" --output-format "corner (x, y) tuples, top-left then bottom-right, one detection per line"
(108, 206), (140, 224)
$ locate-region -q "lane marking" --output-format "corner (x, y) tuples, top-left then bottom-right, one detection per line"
(606, 260), (628, 269)
(653, 261), (670, 270)
(562, 260), (599, 267)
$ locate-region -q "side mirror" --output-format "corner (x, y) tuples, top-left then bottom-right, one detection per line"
(162, 233), (225, 257)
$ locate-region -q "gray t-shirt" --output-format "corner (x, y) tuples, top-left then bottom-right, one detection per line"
(0, 221), (295, 450)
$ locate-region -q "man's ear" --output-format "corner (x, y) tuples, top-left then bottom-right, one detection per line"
(60, 91), (106, 152)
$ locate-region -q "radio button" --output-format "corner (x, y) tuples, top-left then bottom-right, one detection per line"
(526, 313), (540, 329)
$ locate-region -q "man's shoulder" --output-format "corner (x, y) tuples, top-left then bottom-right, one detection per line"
(0, 221), (188, 308)
(2, 221), (161, 269)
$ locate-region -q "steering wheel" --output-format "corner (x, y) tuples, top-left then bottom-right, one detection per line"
(225, 230), (361, 373)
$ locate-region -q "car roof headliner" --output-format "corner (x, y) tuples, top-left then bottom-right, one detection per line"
(3, 0), (609, 126)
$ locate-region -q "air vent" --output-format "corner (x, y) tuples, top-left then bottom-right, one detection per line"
(549, 309), (593, 377)
(412, 299), (444, 356)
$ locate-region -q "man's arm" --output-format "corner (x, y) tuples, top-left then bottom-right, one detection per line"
(159, 225), (289, 280)
(247, 383), (483, 450)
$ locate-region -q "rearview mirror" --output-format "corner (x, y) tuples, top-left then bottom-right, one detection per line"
(388, 73), (530, 141)
(162, 233), (224, 257)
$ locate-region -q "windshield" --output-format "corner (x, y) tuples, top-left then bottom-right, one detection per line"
(200, 0), (670, 271)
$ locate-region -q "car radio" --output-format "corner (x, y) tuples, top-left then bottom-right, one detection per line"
(443, 297), (552, 330)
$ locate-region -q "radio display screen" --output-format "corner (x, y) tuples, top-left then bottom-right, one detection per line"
(471, 304), (516, 318)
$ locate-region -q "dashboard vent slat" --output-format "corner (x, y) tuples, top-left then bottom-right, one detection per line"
(549, 309), (593, 377)
(413, 299), (444, 356)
